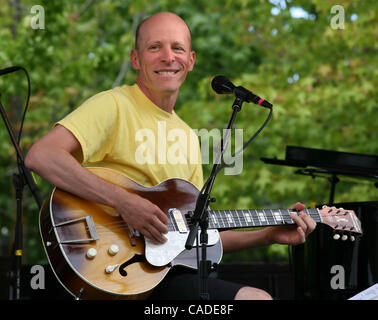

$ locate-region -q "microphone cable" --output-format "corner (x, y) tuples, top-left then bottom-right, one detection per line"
(200, 105), (273, 192)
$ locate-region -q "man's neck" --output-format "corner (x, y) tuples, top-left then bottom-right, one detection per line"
(136, 80), (178, 114)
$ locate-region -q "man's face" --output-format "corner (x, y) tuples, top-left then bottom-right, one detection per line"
(130, 14), (195, 97)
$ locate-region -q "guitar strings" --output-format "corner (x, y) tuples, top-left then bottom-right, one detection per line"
(89, 211), (322, 230)
(86, 210), (324, 235)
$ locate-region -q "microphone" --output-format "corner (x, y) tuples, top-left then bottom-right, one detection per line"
(211, 75), (273, 109)
(0, 66), (22, 76)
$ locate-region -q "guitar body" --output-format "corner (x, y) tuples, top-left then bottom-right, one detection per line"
(39, 167), (222, 300)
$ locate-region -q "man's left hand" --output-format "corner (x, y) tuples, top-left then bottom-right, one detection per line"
(266, 202), (317, 246)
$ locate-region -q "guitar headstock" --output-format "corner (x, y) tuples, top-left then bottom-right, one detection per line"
(318, 206), (362, 241)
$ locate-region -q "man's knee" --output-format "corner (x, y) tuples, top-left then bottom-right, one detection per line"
(234, 286), (273, 300)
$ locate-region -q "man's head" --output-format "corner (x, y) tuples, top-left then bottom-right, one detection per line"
(130, 12), (195, 105)
(135, 13), (193, 51)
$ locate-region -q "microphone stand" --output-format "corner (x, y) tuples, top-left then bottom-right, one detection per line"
(0, 95), (42, 300)
(185, 96), (246, 300)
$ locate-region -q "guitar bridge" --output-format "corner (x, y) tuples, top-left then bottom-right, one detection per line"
(54, 215), (99, 244)
(126, 225), (140, 246)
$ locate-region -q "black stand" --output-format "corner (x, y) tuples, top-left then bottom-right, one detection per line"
(0, 96), (42, 300)
(185, 96), (246, 300)
(328, 174), (339, 205)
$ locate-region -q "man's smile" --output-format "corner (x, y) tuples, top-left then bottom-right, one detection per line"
(154, 69), (180, 76)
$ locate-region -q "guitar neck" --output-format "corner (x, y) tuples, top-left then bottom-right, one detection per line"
(207, 208), (321, 230)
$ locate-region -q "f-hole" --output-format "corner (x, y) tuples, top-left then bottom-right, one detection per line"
(119, 254), (146, 277)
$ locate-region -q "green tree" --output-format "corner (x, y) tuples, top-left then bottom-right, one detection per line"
(0, 0), (376, 265)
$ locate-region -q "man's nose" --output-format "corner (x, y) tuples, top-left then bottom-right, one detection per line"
(161, 47), (175, 63)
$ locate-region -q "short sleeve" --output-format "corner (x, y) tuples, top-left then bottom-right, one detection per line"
(56, 91), (119, 164)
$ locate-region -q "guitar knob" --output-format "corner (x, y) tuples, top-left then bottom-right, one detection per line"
(333, 234), (340, 240)
(108, 244), (119, 256)
(105, 264), (119, 274)
(86, 248), (97, 259)
(341, 235), (348, 241)
(350, 235), (355, 242)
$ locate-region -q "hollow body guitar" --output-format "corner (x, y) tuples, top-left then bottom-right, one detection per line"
(39, 167), (362, 300)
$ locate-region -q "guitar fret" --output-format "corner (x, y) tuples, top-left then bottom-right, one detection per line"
(227, 210), (235, 227)
(266, 209), (275, 225)
(264, 210), (273, 225)
(223, 210), (229, 227)
(231, 210), (239, 228)
(234, 210), (243, 227)
(231, 210), (236, 226)
(287, 209), (296, 224)
(246, 210), (254, 227)
(257, 210), (266, 225)
(250, 210), (257, 225)
(308, 209), (321, 223)
(277, 209), (284, 223)
(257, 210), (264, 223)
(220, 210), (227, 228)
(210, 211), (217, 228)
(281, 209), (294, 224)
(268, 209), (275, 225)
(245, 210), (254, 226)
(249, 210), (258, 226)
(215, 211), (223, 228)
(270, 209), (283, 225)
(258, 210), (264, 224)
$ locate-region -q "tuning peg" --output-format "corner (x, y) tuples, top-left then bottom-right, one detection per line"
(333, 234), (340, 240)
(341, 235), (348, 241)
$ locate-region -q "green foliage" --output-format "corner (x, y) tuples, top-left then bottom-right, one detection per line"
(0, 0), (376, 265)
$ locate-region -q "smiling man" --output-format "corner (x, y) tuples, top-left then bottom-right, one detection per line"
(130, 12), (195, 113)
(25, 12), (316, 300)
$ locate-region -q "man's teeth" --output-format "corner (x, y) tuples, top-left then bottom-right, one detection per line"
(156, 71), (177, 75)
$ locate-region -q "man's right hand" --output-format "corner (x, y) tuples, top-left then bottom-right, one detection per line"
(115, 192), (169, 244)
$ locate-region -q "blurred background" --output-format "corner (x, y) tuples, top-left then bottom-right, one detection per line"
(0, 0), (376, 299)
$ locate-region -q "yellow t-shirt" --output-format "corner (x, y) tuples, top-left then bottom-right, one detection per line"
(57, 84), (203, 190)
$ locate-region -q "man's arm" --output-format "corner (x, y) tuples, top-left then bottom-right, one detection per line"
(25, 124), (168, 243)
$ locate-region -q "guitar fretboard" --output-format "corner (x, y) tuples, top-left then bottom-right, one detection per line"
(207, 208), (321, 230)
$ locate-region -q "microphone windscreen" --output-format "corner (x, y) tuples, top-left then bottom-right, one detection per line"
(211, 75), (235, 94)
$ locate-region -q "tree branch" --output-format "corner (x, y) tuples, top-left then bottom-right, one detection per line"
(112, 12), (143, 88)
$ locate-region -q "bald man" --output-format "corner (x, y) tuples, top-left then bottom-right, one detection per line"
(26, 12), (315, 300)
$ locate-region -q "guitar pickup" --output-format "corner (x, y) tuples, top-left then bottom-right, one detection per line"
(168, 208), (188, 233)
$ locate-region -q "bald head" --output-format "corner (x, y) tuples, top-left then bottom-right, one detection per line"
(135, 12), (192, 50)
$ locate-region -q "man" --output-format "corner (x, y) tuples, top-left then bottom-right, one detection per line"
(25, 12), (316, 300)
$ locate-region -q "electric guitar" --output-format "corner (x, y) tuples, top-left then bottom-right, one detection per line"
(39, 167), (362, 300)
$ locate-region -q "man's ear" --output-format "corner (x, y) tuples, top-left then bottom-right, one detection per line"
(188, 51), (196, 72)
(130, 49), (140, 70)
